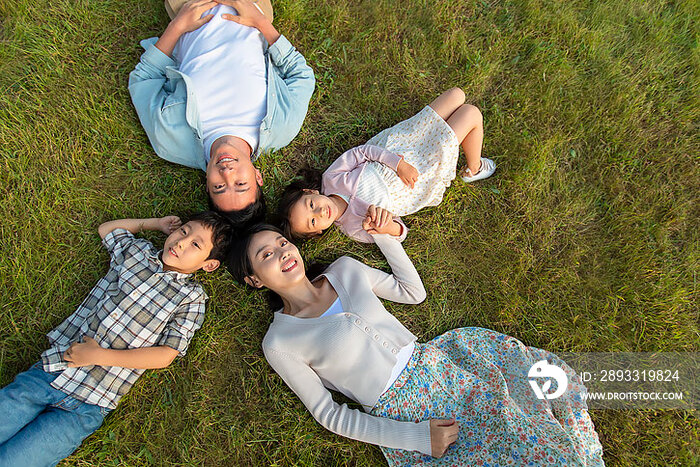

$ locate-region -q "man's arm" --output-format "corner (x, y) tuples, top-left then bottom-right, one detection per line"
(220, 0), (314, 102)
(128, 1), (216, 170)
(64, 337), (179, 369)
(98, 216), (182, 239)
(220, 0), (279, 44)
(155, 0), (217, 56)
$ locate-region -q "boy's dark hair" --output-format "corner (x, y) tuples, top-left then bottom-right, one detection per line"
(275, 168), (323, 243)
(226, 223), (327, 310)
(208, 185), (267, 230)
(187, 211), (235, 262)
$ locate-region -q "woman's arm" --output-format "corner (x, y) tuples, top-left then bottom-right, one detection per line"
(358, 234), (426, 304)
(264, 345), (432, 455)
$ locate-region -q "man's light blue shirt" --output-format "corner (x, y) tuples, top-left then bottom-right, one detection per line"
(128, 34), (315, 170)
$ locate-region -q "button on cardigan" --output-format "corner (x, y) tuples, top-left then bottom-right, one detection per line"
(262, 234), (432, 455)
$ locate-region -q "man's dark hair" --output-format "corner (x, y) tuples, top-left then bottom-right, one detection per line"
(187, 211), (235, 262)
(208, 185), (267, 230)
(274, 167), (323, 243)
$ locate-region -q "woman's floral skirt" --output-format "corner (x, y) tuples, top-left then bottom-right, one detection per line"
(370, 327), (604, 466)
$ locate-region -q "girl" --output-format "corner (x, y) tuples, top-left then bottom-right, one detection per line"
(277, 88), (496, 243)
(228, 225), (604, 465)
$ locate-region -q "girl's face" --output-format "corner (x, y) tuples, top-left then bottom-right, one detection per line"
(288, 190), (338, 237)
(245, 230), (306, 291)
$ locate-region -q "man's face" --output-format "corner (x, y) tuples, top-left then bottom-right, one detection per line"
(162, 221), (219, 274)
(206, 141), (263, 212)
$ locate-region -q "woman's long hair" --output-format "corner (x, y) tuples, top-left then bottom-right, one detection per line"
(226, 223), (283, 285)
(226, 223), (328, 310)
(274, 167), (323, 243)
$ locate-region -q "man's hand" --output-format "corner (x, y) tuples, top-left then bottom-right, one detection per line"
(64, 337), (103, 368)
(158, 216), (182, 235)
(396, 158), (419, 188)
(218, 0), (280, 44)
(430, 418), (459, 458)
(171, 0), (217, 34)
(218, 0), (268, 29)
(156, 0), (217, 56)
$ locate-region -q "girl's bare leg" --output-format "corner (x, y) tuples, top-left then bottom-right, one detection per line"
(429, 88), (484, 175)
(446, 104), (483, 175)
(428, 87), (466, 121)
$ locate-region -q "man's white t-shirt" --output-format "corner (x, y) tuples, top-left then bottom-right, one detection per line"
(174, 4), (268, 162)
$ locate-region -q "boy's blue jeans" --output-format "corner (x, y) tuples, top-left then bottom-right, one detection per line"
(0, 362), (110, 467)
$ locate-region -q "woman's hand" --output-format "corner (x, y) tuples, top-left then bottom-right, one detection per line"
(430, 418), (459, 458)
(396, 158), (419, 188)
(170, 0), (217, 34)
(64, 337), (103, 368)
(158, 216), (182, 235)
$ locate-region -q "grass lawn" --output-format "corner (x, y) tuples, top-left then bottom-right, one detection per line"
(0, 0), (698, 464)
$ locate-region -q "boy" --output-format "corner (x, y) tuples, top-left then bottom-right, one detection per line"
(0, 211), (233, 466)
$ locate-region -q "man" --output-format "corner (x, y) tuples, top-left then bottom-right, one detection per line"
(129, 0), (315, 224)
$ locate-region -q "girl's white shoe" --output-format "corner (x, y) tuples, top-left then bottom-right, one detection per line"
(460, 157), (496, 183)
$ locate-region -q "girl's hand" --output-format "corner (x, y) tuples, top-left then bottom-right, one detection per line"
(430, 418), (459, 458)
(159, 216), (182, 235)
(364, 205), (393, 229)
(170, 0), (217, 34)
(396, 158), (419, 188)
(218, 0), (269, 29)
(64, 337), (103, 368)
(362, 205), (401, 235)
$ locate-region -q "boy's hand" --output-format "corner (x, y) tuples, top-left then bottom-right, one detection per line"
(158, 216), (182, 235)
(64, 337), (103, 367)
(171, 0), (217, 34)
(362, 205), (400, 235)
(396, 158), (419, 189)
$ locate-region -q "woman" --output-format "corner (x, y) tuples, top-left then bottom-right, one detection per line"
(276, 88), (496, 243)
(228, 225), (604, 465)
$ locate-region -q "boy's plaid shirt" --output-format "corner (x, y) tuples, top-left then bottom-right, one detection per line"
(41, 228), (207, 409)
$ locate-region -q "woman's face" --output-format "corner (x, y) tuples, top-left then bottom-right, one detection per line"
(245, 230), (306, 291)
(288, 191), (338, 237)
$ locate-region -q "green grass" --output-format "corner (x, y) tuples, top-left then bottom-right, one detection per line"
(0, 0), (698, 464)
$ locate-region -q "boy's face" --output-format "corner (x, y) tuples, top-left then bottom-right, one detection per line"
(162, 221), (220, 274)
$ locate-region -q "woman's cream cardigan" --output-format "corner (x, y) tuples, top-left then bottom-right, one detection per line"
(262, 234), (432, 455)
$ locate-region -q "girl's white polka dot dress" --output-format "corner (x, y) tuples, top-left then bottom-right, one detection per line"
(364, 105), (460, 217)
